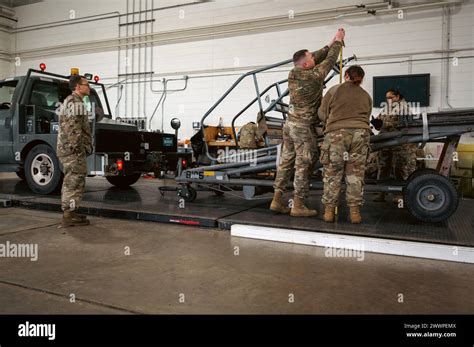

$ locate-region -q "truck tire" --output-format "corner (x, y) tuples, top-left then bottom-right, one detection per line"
(404, 173), (459, 223)
(24, 144), (63, 194)
(106, 173), (141, 188)
(16, 169), (25, 180)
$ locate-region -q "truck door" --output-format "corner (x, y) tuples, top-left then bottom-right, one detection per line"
(27, 79), (60, 136)
(0, 80), (17, 163)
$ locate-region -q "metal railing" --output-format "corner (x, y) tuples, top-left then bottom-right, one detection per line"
(230, 78), (289, 146)
(199, 53), (356, 161)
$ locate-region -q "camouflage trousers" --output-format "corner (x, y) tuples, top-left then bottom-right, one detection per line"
(59, 153), (87, 212)
(365, 150), (379, 179)
(320, 128), (370, 207)
(273, 121), (318, 199)
(378, 143), (417, 181)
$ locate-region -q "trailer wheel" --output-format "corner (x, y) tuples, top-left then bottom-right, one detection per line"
(407, 168), (437, 181)
(24, 144), (63, 194)
(178, 185), (197, 202)
(404, 173), (459, 222)
(106, 173), (141, 188)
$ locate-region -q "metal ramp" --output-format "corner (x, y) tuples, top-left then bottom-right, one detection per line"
(1, 176), (473, 248)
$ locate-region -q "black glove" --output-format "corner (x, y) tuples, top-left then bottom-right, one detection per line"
(370, 116), (383, 131)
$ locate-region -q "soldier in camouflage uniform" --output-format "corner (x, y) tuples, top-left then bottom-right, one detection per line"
(373, 89), (417, 202)
(57, 75), (93, 227)
(270, 28), (345, 217)
(238, 121), (263, 149)
(363, 126), (378, 179)
(318, 65), (372, 224)
(365, 150), (379, 179)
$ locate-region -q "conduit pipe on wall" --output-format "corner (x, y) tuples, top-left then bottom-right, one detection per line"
(8, 1), (461, 60)
(97, 47), (474, 85)
(9, 1), (206, 34)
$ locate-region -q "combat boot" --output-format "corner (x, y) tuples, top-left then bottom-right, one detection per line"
(373, 192), (386, 202)
(349, 206), (362, 224)
(290, 196), (318, 217)
(270, 191), (290, 214)
(323, 205), (335, 223)
(71, 211), (87, 220)
(61, 211), (90, 228)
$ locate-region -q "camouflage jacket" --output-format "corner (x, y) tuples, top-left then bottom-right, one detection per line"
(56, 92), (92, 158)
(239, 122), (263, 149)
(287, 41), (343, 126)
(377, 99), (410, 133)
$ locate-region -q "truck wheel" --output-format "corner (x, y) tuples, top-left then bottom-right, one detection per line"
(16, 169), (25, 180)
(106, 173), (141, 188)
(24, 144), (63, 194)
(404, 173), (459, 223)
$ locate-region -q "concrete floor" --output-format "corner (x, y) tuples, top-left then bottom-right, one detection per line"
(0, 207), (473, 314)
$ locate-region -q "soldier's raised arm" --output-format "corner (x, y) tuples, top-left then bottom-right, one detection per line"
(312, 34), (337, 64)
(312, 28), (345, 80)
(312, 46), (329, 65)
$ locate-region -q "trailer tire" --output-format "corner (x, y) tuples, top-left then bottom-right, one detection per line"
(24, 144), (63, 194)
(106, 173), (141, 188)
(404, 173), (459, 222)
(178, 185), (197, 202)
(407, 168), (437, 181)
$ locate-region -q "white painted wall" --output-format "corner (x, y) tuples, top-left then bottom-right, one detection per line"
(0, 17), (12, 78)
(3, 0), (474, 141)
(0, 60), (12, 79)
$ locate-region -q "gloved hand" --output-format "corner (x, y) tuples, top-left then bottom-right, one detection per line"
(370, 116), (383, 131)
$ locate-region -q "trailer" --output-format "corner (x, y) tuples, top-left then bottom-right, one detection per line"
(161, 53), (474, 223)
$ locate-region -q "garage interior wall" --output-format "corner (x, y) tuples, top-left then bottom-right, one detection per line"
(0, 15), (12, 77)
(1, 0), (473, 141)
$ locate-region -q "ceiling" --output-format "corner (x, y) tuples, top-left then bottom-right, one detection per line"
(0, 0), (43, 7)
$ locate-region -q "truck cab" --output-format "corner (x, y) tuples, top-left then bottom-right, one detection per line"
(0, 66), (186, 194)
